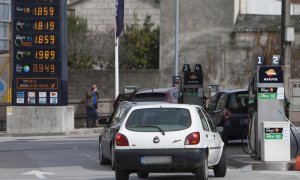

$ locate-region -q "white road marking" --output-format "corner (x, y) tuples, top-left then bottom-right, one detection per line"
(22, 170), (55, 179)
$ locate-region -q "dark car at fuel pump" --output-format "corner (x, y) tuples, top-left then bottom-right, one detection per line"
(207, 89), (249, 145)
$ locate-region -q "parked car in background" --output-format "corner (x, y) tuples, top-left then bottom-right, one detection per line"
(114, 103), (226, 180)
(99, 102), (133, 170)
(131, 87), (179, 103)
(206, 89), (249, 145)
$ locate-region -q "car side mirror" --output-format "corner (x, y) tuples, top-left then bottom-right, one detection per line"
(216, 126), (224, 133)
(99, 117), (110, 125)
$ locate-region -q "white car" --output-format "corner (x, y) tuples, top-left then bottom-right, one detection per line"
(114, 103), (226, 180)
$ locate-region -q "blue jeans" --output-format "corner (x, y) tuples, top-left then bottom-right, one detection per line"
(86, 105), (98, 128)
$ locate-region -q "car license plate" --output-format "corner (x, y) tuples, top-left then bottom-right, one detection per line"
(140, 156), (172, 164)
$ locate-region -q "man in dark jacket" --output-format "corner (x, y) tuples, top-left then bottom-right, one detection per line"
(86, 83), (99, 128)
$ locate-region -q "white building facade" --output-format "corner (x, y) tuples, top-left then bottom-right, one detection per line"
(68, 0), (160, 32)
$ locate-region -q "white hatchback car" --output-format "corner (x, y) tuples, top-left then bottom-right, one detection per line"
(114, 103), (226, 180)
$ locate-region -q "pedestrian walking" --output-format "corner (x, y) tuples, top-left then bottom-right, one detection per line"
(85, 83), (99, 128)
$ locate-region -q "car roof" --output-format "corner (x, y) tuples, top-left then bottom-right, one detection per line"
(128, 103), (200, 110)
(118, 101), (170, 108)
(217, 89), (248, 94)
(135, 87), (178, 94)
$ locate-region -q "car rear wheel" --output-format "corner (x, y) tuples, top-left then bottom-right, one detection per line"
(111, 145), (116, 170)
(115, 166), (129, 180)
(195, 156), (208, 180)
(213, 149), (227, 177)
(99, 142), (110, 165)
(137, 172), (149, 178)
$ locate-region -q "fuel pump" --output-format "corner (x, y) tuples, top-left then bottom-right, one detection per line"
(248, 56), (290, 161)
(181, 64), (205, 106)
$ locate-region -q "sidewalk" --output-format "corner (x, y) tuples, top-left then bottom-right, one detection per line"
(0, 127), (103, 137)
(227, 154), (296, 171)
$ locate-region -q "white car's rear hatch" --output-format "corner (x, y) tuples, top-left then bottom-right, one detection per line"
(123, 107), (192, 149)
(126, 130), (187, 149)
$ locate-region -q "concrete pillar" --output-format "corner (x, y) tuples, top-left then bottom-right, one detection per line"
(6, 106), (74, 134)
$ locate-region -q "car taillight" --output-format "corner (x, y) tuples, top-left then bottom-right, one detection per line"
(185, 132), (200, 145)
(115, 133), (129, 146)
(224, 109), (231, 120)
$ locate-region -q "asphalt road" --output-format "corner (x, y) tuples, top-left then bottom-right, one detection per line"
(0, 134), (299, 180)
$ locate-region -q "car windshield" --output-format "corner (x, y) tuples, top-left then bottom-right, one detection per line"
(126, 108), (191, 132)
(228, 92), (249, 113)
(132, 93), (166, 102)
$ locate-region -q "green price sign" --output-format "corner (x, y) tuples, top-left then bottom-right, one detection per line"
(265, 133), (283, 140)
(258, 93), (277, 100)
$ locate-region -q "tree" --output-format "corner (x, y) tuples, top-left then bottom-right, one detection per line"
(118, 15), (160, 69)
(67, 13), (159, 70)
(67, 12), (114, 69)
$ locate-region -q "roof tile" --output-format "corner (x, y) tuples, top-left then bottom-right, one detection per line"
(234, 14), (300, 32)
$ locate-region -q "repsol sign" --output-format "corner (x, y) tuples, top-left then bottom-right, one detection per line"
(258, 66), (283, 83)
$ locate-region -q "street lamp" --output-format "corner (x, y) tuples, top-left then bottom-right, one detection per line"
(175, 0), (179, 76)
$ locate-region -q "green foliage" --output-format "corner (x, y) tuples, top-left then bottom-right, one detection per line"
(67, 13), (115, 69)
(67, 12), (92, 69)
(67, 13), (159, 70)
(119, 15), (160, 69)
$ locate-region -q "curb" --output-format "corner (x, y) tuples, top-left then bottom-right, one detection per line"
(227, 156), (296, 171)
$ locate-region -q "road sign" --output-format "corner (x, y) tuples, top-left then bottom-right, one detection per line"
(0, 78), (6, 96)
(11, 0), (68, 106)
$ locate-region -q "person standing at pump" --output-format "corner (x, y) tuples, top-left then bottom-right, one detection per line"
(85, 83), (99, 128)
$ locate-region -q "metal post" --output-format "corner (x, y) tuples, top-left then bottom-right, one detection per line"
(115, 37), (119, 99)
(281, 0), (286, 60)
(282, 0), (291, 100)
(175, 0), (179, 76)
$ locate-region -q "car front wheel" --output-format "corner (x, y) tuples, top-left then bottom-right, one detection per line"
(111, 145), (116, 170)
(99, 142), (110, 165)
(213, 149), (227, 177)
(195, 156), (208, 180)
(115, 166), (129, 180)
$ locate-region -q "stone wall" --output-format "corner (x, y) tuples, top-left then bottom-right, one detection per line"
(68, 69), (161, 101)
(160, 0), (236, 91)
(160, 0), (300, 92)
(68, 0), (160, 32)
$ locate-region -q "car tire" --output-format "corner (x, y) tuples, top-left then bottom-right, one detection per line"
(99, 142), (110, 165)
(111, 145), (116, 170)
(115, 166), (129, 180)
(137, 172), (149, 178)
(195, 156), (208, 180)
(221, 133), (229, 146)
(213, 149), (227, 177)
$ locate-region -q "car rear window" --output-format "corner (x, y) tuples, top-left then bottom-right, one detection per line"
(132, 93), (166, 102)
(228, 92), (249, 113)
(125, 108), (191, 132)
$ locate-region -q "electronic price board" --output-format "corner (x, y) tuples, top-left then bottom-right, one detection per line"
(12, 0), (68, 106)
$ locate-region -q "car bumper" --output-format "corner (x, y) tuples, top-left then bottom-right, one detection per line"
(115, 148), (206, 172)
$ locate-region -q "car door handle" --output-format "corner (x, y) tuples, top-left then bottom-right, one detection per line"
(206, 134), (209, 138)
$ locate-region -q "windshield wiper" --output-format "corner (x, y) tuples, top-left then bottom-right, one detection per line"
(129, 125), (165, 135)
